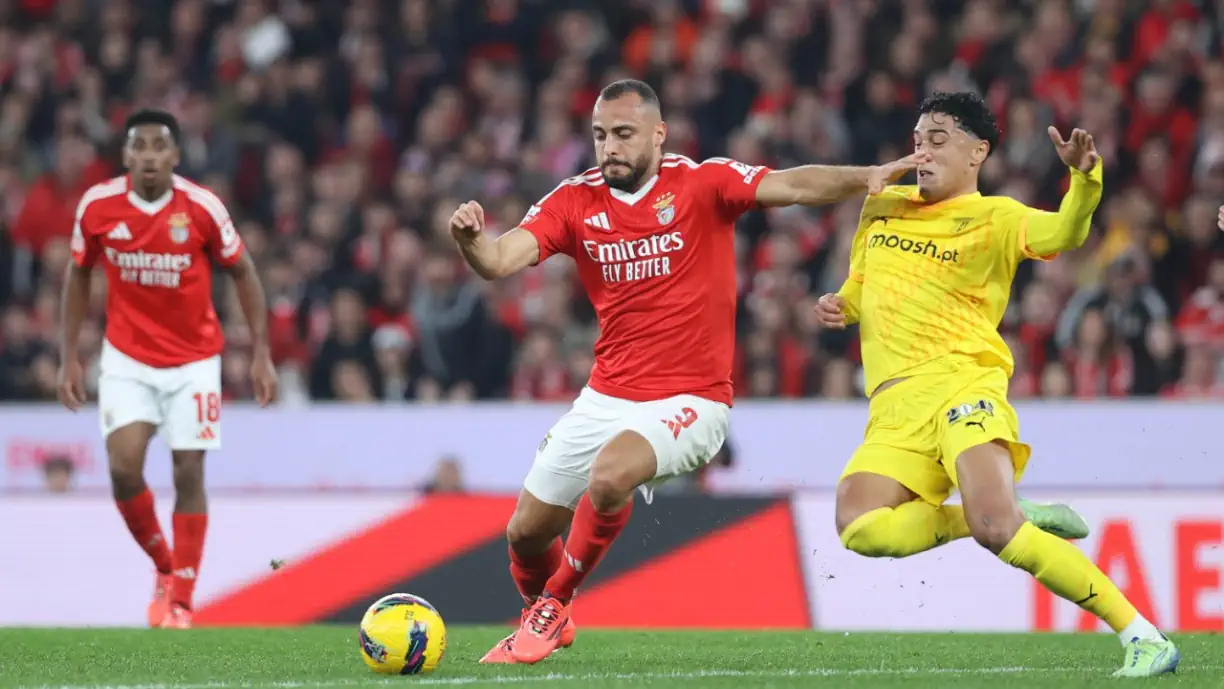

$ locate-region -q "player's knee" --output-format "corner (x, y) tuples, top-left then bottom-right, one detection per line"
(838, 508), (909, 558)
(965, 507), (1025, 554)
(108, 462), (145, 499)
(588, 433), (654, 512)
(506, 514), (551, 554)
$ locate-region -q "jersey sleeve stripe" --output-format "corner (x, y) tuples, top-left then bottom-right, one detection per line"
(173, 176), (234, 230)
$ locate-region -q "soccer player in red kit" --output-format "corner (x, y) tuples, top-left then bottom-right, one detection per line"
(57, 109), (277, 629)
(450, 80), (926, 664)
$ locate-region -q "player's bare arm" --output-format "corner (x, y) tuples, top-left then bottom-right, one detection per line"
(57, 262), (92, 410)
(1016, 127), (1104, 257)
(226, 251), (278, 406)
(450, 201), (541, 280)
(754, 152), (931, 207)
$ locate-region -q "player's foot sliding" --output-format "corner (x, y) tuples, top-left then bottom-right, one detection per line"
(1018, 498), (1090, 540)
(479, 610), (576, 664)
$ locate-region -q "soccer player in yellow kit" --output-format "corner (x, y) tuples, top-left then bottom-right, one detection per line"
(816, 92), (1178, 677)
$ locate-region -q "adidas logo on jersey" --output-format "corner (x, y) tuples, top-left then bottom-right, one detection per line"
(107, 223), (132, 240)
(197, 426), (216, 442)
(584, 212), (612, 232)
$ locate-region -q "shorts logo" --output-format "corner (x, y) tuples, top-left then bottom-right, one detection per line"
(946, 399), (995, 427)
(103, 410), (114, 429)
(168, 212), (191, 244)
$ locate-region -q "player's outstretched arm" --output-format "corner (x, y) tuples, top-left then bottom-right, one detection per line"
(450, 201), (541, 280)
(227, 253), (278, 406)
(57, 263), (91, 410)
(754, 153), (931, 207)
(1020, 128), (1104, 257)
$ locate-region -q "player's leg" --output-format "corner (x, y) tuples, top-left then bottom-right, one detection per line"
(99, 347), (175, 627)
(158, 356), (222, 629)
(835, 382), (970, 558)
(836, 467), (971, 558)
(506, 489), (571, 605)
(945, 400), (1177, 677)
(512, 394), (728, 664)
(484, 397), (605, 663)
(107, 420), (175, 626)
(479, 487), (575, 663)
(165, 449), (208, 627)
(510, 428), (649, 664)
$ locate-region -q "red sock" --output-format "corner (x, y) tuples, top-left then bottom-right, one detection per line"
(170, 512), (208, 610)
(544, 495), (633, 601)
(509, 538), (563, 603)
(116, 489), (172, 574)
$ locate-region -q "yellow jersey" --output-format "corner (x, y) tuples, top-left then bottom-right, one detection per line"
(837, 162), (1103, 396)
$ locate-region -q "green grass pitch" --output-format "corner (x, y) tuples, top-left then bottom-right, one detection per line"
(1, 627), (1219, 688)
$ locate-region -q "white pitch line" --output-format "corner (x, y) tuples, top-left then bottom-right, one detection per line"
(22, 664), (1212, 689)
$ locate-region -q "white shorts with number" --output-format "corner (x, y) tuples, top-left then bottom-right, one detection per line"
(523, 387), (730, 509)
(97, 340), (223, 450)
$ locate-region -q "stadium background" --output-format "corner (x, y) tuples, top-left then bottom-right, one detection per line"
(0, 0), (1221, 632)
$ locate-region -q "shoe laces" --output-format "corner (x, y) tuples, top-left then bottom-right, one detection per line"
(526, 599), (563, 637)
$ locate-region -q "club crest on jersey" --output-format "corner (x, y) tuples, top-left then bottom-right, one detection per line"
(654, 192), (676, 226)
(167, 213), (191, 244)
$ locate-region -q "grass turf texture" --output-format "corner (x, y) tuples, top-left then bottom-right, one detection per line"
(1, 627), (1219, 688)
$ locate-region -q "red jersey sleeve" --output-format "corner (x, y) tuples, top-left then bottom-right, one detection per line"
(69, 193), (102, 268)
(183, 181), (244, 267)
(519, 180), (577, 263)
(699, 157), (772, 217)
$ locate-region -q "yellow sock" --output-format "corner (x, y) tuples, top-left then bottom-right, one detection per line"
(1000, 521), (1138, 632)
(840, 501), (972, 558)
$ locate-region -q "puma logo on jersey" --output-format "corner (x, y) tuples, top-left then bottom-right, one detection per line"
(107, 223), (132, 240)
(584, 212), (613, 232)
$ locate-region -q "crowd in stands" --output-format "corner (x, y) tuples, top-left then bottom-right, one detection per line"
(1, 0), (1223, 404)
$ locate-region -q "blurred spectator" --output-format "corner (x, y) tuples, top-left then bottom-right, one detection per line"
(41, 456), (75, 494)
(2, 1), (1223, 403)
(422, 455), (465, 494)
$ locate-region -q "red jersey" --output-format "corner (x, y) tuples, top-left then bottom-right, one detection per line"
(70, 175), (245, 367)
(520, 154), (770, 405)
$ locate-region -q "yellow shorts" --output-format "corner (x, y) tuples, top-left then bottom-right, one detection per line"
(839, 366), (1031, 505)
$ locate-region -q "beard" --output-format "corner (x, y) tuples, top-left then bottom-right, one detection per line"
(600, 156), (651, 192)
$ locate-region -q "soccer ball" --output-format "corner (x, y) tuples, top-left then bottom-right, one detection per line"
(357, 593), (447, 675)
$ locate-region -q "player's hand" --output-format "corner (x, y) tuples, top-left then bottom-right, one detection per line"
(449, 201), (485, 243)
(57, 358), (86, 412)
(867, 152), (933, 194)
(1217, 205), (1224, 231)
(250, 349), (278, 407)
(814, 293), (847, 330)
(1048, 126), (1100, 173)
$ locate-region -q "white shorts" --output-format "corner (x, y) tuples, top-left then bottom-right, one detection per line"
(97, 340), (223, 451)
(523, 387), (730, 509)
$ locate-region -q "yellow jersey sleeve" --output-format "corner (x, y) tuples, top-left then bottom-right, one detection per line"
(992, 161), (1104, 263)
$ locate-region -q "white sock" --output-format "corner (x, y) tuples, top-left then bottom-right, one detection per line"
(1118, 614), (1164, 645)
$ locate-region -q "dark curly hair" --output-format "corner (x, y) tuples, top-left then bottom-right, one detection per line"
(918, 91), (1000, 156)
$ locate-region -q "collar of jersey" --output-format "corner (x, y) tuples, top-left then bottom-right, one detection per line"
(608, 174), (659, 206)
(907, 189), (982, 212)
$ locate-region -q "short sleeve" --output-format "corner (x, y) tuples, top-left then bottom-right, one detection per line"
(519, 181), (576, 263)
(70, 196), (101, 268)
(991, 197), (1055, 264)
(700, 157), (772, 216)
(189, 186), (244, 267)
